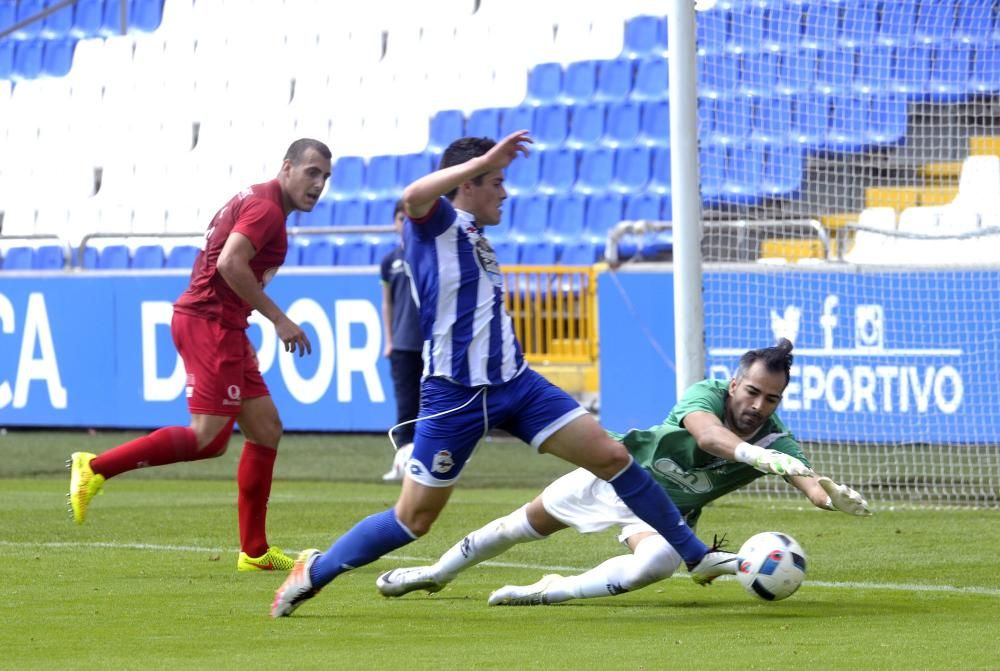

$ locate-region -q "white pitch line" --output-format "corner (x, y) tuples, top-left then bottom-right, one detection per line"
(4, 540), (999, 597)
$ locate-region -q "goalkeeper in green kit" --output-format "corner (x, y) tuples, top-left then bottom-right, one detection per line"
(375, 339), (872, 606)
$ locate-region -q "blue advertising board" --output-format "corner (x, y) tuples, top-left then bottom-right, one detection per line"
(0, 269), (395, 431)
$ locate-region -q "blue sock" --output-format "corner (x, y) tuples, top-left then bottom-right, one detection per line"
(309, 508), (417, 589)
(609, 459), (708, 565)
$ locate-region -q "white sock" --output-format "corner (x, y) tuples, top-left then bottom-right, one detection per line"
(432, 504), (545, 582)
(543, 535), (682, 604)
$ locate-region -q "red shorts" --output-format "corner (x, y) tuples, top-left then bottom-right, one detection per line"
(171, 311), (269, 417)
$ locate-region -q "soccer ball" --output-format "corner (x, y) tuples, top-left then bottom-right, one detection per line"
(735, 531), (807, 601)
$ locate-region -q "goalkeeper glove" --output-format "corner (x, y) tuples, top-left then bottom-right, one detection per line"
(734, 442), (814, 477)
(818, 477), (872, 516)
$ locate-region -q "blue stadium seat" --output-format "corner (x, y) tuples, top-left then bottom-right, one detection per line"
(131, 0), (164, 33)
(623, 15), (667, 59)
(594, 58), (633, 102)
(560, 239), (599, 265)
(739, 51), (777, 97)
(584, 192), (624, 236)
(0, 1), (14, 36)
(370, 234), (398, 265)
(624, 192), (661, 221)
(533, 103), (569, 149)
(0, 41), (14, 79)
(336, 238), (372, 266)
(631, 57), (668, 101)
(728, 2), (766, 54)
(699, 144), (726, 202)
(166, 245), (200, 269)
(838, 0), (879, 48)
(511, 194), (549, 235)
(565, 102), (606, 149)
(855, 44), (894, 93)
(639, 231), (673, 258)
(825, 96), (869, 152)
(428, 109), (464, 152)
(2, 246), (34, 270)
(548, 193), (586, 237)
(519, 237), (557, 265)
(466, 107), (500, 139)
(99, 244), (131, 269)
(763, 2), (803, 52)
(562, 59), (598, 104)
(133, 244), (165, 268)
(611, 145), (651, 194)
(296, 200), (334, 227)
(698, 52), (739, 98)
(751, 96), (792, 145)
(505, 149), (541, 195)
(333, 198), (368, 227)
(525, 62), (563, 106)
(867, 95), (908, 145)
(970, 43), (1000, 93)
(42, 37), (75, 77)
(913, 0), (956, 44)
(878, 0), (918, 46)
(537, 147), (577, 195)
(329, 156), (365, 199)
(100, 0), (128, 36)
(13, 39), (44, 79)
(284, 238), (304, 266)
(800, 1), (839, 49)
(637, 100), (669, 147)
(300, 239), (336, 266)
(759, 144), (803, 197)
(927, 42), (974, 101)
(696, 5), (728, 54)
(79, 247), (99, 269)
(720, 144), (762, 205)
(892, 44), (932, 98)
(574, 147), (614, 194)
(814, 47), (855, 94)
(398, 152), (435, 187)
(500, 105), (534, 138)
(955, 0), (995, 44)
(364, 154), (398, 200)
(13, 0), (43, 39)
(71, 0), (103, 37)
(602, 100), (640, 147)
(367, 197), (398, 227)
(41, 0), (74, 38)
(776, 48), (817, 95)
(709, 96), (751, 145)
(34, 244), (66, 269)
(791, 94), (830, 149)
(648, 146), (672, 195)
(491, 238), (519, 265)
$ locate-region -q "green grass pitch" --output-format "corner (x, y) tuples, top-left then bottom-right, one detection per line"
(1, 430), (997, 670)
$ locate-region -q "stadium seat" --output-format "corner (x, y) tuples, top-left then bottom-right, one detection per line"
(696, 5), (728, 54)
(511, 194), (549, 234)
(584, 192), (624, 236)
(800, 1), (839, 49)
(837, 0), (879, 48)
(699, 144), (726, 202)
(637, 100), (669, 147)
(500, 105), (535, 138)
(300, 239), (336, 266)
(524, 62), (563, 106)
(100, 0), (129, 36)
(624, 192), (662, 221)
(698, 52), (739, 99)
(79, 247), (99, 269)
(0, 40), (13, 79)
(970, 43), (1000, 93)
(41, 37), (75, 77)
(333, 198), (368, 227)
(565, 101), (606, 149)
(428, 109), (464, 152)
(41, 0), (74, 38)
(602, 100), (640, 147)
(131, 0), (165, 33)
(133, 244), (166, 268)
(13, 39), (44, 80)
(548, 193), (587, 237)
(328, 155), (365, 200)
(13, 0), (42, 40)
(728, 2), (766, 54)
(814, 48), (855, 95)
(533, 103), (569, 149)
(776, 48), (817, 95)
(537, 147), (577, 194)
(505, 148), (541, 195)
(622, 15), (667, 59)
(364, 154), (399, 200)
(759, 144), (804, 198)
(718, 144), (762, 205)
(751, 96), (792, 145)
(855, 44), (895, 93)
(892, 44), (932, 98)
(927, 42), (974, 101)
(71, 0), (103, 37)
(336, 238), (372, 266)
(491, 238), (519, 265)
(955, 0), (996, 44)
(367, 197), (398, 227)
(611, 145), (651, 193)
(877, 0), (918, 46)
(466, 107), (500, 139)
(2, 246), (34, 270)
(648, 146), (672, 195)
(574, 146), (614, 194)
(867, 95), (908, 145)
(639, 230), (673, 259)
(763, 2), (803, 52)
(519, 237), (557, 265)
(296, 200), (334, 227)
(825, 96), (870, 152)
(709, 97), (751, 145)
(0, 1), (14, 37)
(913, 0), (956, 44)
(560, 238), (599, 264)
(370, 234), (398, 265)
(284, 238), (305, 267)
(739, 51), (778, 98)
(99, 244), (131, 269)
(562, 59), (598, 104)
(594, 58), (633, 102)
(791, 94), (830, 149)
(398, 152), (435, 188)
(631, 57), (668, 101)
(166, 245), (200, 269)
(34, 244), (67, 270)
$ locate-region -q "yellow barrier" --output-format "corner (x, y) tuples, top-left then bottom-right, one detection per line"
(502, 265), (598, 365)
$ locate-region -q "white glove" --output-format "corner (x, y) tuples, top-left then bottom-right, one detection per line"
(735, 443), (814, 477)
(819, 477), (872, 516)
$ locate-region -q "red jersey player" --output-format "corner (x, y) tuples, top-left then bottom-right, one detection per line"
(68, 138), (332, 572)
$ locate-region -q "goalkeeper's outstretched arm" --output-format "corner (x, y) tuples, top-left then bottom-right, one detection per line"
(790, 475), (872, 516)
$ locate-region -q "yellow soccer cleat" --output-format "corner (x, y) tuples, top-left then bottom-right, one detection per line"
(237, 546), (295, 572)
(67, 451), (105, 525)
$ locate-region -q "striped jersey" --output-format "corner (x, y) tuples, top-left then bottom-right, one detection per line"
(404, 197), (525, 386)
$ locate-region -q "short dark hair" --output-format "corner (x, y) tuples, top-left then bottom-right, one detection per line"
(736, 338), (794, 384)
(284, 138), (332, 164)
(439, 136), (497, 200)
(393, 199), (405, 218)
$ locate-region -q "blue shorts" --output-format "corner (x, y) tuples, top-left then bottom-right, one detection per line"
(406, 368), (588, 487)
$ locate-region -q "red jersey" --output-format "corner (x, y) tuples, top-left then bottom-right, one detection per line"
(174, 179), (288, 329)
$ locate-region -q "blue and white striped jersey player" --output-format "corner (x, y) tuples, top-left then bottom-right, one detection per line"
(272, 130), (763, 617)
(375, 339), (872, 606)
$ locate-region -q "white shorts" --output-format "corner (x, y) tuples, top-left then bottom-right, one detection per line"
(541, 467), (656, 545)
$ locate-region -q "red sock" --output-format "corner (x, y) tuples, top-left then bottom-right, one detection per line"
(91, 426), (198, 479)
(237, 441), (277, 557)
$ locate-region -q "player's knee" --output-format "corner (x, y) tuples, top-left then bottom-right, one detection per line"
(627, 536), (681, 588)
(197, 418), (235, 458)
(395, 508), (438, 537)
(587, 440), (632, 480)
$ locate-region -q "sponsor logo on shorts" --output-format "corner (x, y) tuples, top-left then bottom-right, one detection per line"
(431, 450), (455, 474)
(227, 385), (241, 400)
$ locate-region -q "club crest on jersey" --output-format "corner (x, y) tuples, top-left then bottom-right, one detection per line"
(472, 235), (503, 288)
(431, 450), (455, 474)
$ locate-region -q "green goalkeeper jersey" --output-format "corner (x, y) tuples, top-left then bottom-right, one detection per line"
(608, 379), (809, 529)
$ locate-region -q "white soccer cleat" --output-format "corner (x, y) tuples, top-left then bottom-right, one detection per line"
(271, 549), (321, 617)
(381, 443), (413, 482)
(487, 574), (562, 606)
(376, 566), (446, 597)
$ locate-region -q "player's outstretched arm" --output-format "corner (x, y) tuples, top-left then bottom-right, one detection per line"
(683, 411), (813, 477)
(790, 474), (872, 516)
